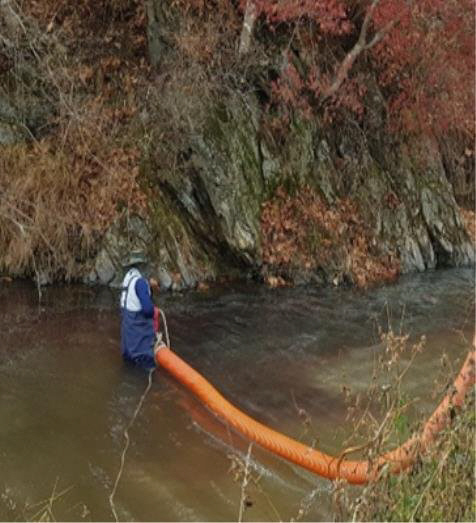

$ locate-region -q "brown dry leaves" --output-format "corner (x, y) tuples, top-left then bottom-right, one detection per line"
(0, 132), (146, 278)
(0, 82), (147, 278)
(261, 186), (399, 288)
(460, 207), (476, 246)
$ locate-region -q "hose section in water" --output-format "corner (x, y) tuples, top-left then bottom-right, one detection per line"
(155, 347), (475, 484)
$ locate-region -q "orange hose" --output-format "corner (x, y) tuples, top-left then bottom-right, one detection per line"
(155, 346), (475, 484)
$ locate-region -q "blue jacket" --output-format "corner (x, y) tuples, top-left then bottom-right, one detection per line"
(120, 269), (156, 368)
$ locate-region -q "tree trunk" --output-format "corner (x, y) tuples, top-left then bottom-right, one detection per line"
(239, 0), (257, 55)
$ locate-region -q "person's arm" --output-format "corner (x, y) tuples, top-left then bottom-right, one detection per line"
(149, 277), (159, 292)
(135, 278), (154, 318)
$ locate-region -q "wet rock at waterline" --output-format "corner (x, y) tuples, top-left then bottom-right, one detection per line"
(132, 100), (474, 290)
(85, 215), (151, 286)
(84, 102), (474, 291)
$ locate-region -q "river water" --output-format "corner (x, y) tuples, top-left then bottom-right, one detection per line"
(0, 269), (474, 521)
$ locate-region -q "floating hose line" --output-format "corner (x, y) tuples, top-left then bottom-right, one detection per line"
(155, 320), (475, 484)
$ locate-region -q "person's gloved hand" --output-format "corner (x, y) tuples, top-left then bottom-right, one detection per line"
(149, 277), (159, 292)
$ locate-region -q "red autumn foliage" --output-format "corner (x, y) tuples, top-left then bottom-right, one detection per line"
(2, 0), (472, 280)
(251, 0), (474, 137)
(153, 1), (474, 137)
(252, 0), (353, 35)
(372, 0), (475, 137)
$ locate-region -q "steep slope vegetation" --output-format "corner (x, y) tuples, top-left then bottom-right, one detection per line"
(0, 1), (474, 288)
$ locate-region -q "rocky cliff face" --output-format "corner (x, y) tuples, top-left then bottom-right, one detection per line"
(88, 93), (474, 289)
(1, 1), (474, 289)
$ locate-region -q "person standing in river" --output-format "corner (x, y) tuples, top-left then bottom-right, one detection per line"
(120, 264), (162, 368)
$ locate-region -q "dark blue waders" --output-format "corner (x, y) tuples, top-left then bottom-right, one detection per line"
(121, 279), (156, 369)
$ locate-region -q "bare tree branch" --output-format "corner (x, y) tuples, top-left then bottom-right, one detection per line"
(320, 0), (406, 100)
(364, 17), (398, 50)
(0, 0), (26, 36)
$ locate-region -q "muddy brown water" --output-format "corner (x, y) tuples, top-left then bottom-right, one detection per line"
(0, 269), (474, 521)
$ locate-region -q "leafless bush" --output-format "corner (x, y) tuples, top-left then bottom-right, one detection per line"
(0, 1), (146, 280)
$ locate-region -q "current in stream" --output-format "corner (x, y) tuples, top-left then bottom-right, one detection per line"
(0, 268), (474, 521)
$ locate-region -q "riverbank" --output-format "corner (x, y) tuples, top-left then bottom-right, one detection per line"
(0, 2), (474, 290)
(1, 203), (474, 293)
(336, 392), (475, 522)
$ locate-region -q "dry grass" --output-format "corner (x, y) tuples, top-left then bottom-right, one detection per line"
(226, 328), (475, 521)
(332, 331), (476, 522)
(0, 133), (145, 280)
(0, 0), (244, 281)
(338, 395), (475, 522)
(0, 1), (147, 280)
